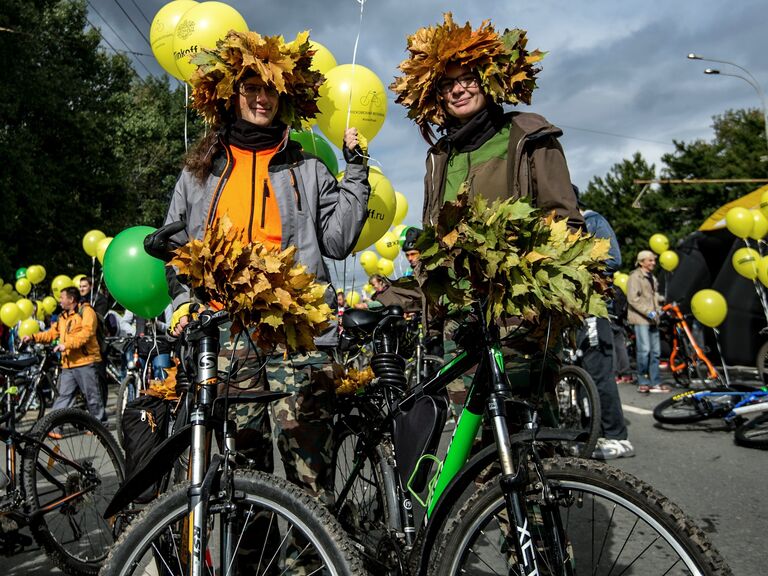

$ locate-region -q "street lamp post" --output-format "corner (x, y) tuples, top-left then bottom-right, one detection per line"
(687, 53), (768, 154)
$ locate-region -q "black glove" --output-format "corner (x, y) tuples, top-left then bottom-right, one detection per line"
(343, 145), (366, 165)
(144, 220), (187, 262)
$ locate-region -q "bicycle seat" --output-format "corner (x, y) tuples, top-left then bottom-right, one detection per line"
(0, 354), (37, 373)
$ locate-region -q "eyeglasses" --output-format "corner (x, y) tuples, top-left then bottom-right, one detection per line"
(238, 83), (277, 97)
(437, 74), (479, 94)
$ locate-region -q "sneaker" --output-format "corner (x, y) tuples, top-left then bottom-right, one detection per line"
(647, 384), (672, 393)
(592, 438), (635, 460)
(637, 384), (650, 393)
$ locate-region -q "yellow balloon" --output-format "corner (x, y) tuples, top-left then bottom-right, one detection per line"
(751, 209), (768, 240)
(351, 170), (396, 252)
(17, 318), (40, 338)
(732, 247), (760, 280)
(172, 2), (248, 83)
(309, 41), (337, 76)
(392, 192), (408, 227)
(51, 275), (73, 298)
(375, 231), (400, 260)
(96, 236), (113, 264)
(15, 277), (31, 296)
(83, 229), (106, 257)
(316, 64), (387, 148)
(42, 296), (57, 315)
(761, 189), (768, 219)
(648, 233), (669, 255)
(2, 283), (12, 293)
(377, 258), (394, 277)
(72, 274), (86, 286)
(362, 283), (374, 295)
(725, 207), (753, 239)
(658, 250), (679, 272)
(26, 264), (46, 285)
(0, 302), (21, 327)
(758, 255), (768, 288)
(392, 224), (407, 239)
(359, 250), (379, 276)
(613, 272), (628, 295)
(690, 289), (727, 328)
(345, 291), (361, 306)
(150, 0), (198, 80)
(15, 298), (34, 320)
(35, 301), (45, 321)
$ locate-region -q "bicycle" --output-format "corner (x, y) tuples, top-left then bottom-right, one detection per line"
(100, 308), (363, 576)
(331, 300), (732, 575)
(0, 395), (124, 574)
(653, 383), (768, 427)
(661, 302), (722, 387)
(0, 343), (58, 432)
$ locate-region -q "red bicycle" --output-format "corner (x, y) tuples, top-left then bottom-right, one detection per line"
(662, 302), (722, 387)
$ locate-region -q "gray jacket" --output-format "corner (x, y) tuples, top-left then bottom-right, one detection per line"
(163, 137), (370, 346)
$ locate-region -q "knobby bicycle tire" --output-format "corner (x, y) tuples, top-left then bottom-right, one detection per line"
(555, 365), (601, 457)
(22, 407), (125, 575)
(734, 411), (768, 449)
(429, 457), (732, 576)
(330, 414), (398, 572)
(653, 388), (743, 424)
(101, 471), (363, 576)
(756, 341), (768, 384)
(115, 372), (139, 448)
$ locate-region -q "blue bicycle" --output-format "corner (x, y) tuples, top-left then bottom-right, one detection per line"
(653, 384), (768, 427)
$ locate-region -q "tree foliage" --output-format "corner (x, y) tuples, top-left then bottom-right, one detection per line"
(582, 109), (768, 270)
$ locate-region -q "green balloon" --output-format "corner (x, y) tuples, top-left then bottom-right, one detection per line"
(290, 129), (339, 175)
(15, 267), (27, 280)
(103, 226), (170, 318)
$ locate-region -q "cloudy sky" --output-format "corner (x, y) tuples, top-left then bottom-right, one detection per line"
(88, 0), (768, 285)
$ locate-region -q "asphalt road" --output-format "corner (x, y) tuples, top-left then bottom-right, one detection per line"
(1, 369), (764, 575)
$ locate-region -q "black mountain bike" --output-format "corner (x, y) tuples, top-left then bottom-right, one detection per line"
(331, 301), (732, 575)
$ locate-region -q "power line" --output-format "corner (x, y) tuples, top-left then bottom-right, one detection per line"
(87, 1), (155, 78)
(129, 0), (152, 25)
(86, 17), (153, 87)
(558, 124), (674, 146)
(111, 0), (152, 49)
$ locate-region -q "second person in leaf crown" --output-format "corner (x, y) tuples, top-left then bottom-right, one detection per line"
(151, 30), (370, 513)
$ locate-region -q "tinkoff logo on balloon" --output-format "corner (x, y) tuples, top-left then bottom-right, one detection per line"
(175, 19), (195, 40)
(367, 209), (385, 221)
(174, 46), (199, 62)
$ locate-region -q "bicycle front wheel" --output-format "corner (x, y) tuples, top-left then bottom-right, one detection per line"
(101, 471), (362, 576)
(653, 388), (741, 424)
(555, 365), (601, 457)
(430, 458), (731, 575)
(22, 407), (125, 575)
(734, 411), (768, 449)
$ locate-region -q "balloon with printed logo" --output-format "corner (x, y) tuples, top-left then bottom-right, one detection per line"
(725, 207), (753, 239)
(658, 250), (679, 272)
(15, 277), (31, 296)
(103, 226), (171, 318)
(316, 64), (387, 148)
(751, 209), (768, 240)
(172, 2), (248, 83)
(96, 236), (113, 264)
(15, 267), (27, 280)
(648, 233), (669, 255)
(82, 229), (106, 258)
(377, 258), (394, 277)
(150, 0), (198, 80)
(690, 289), (728, 328)
(359, 251), (379, 276)
(613, 272), (628, 295)
(732, 247), (760, 280)
(375, 231), (400, 260)
(392, 192), (408, 227)
(345, 291), (361, 306)
(26, 264), (46, 285)
(290, 130), (338, 175)
(15, 298), (34, 320)
(17, 318), (40, 338)
(0, 303), (21, 328)
(351, 170), (396, 252)
(51, 275), (73, 298)
(42, 296), (57, 315)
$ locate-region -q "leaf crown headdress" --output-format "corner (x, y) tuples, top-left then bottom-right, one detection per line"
(189, 30), (323, 129)
(390, 13), (545, 128)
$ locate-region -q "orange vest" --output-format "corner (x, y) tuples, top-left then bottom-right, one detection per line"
(213, 144), (282, 250)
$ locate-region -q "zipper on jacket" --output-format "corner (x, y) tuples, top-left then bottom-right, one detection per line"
(289, 168), (302, 210)
(248, 151), (257, 242)
(261, 180), (269, 228)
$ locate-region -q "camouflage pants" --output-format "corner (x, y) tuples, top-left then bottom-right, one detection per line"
(220, 336), (335, 503)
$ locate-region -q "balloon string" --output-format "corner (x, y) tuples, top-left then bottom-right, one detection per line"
(712, 328), (731, 387)
(90, 257), (96, 305)
(744, 238), (768, 324)
(345, 0), (365, 133)
(184, 83), (189, 152)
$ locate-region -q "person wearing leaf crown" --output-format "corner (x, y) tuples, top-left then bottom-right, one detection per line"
(146, 30), (371, 519)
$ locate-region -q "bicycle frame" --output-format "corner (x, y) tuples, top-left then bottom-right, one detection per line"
(663, 302), (719, 380)
(675, 387), (768, 423)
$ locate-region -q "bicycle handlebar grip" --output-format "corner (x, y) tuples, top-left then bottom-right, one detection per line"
(144, 220), (187, 262)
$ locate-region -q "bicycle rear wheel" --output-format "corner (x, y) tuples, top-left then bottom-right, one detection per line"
(429, 458), (731, 575)
(555, 365), (601, 457)
(22, 407), (125, 575)
(734, 412), (768, 449)
(653, 388), (742, 424)
(101, 471), (362, 576)
(115, 372), (139, 448)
